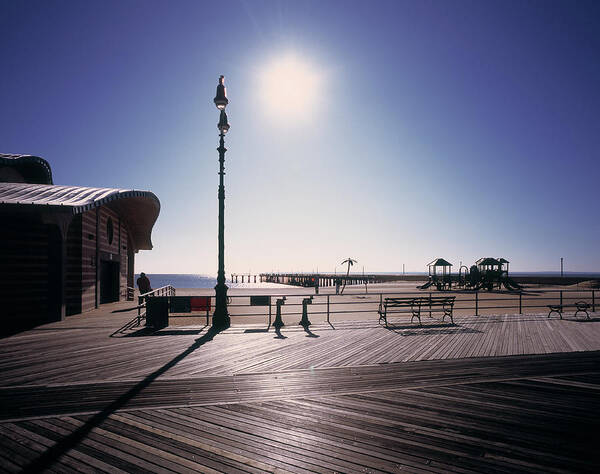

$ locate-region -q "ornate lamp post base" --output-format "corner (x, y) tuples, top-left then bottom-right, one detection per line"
(212, 282), (230, 329)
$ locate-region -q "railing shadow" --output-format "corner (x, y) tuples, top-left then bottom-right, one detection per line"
(110, 314), (145, 337)
(21, 327), (219, 473)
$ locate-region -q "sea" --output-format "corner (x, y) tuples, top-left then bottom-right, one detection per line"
(135, 272), (600, 289)
(135, 274), (287, 289)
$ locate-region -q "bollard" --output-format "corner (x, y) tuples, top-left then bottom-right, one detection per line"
(560, 291), (563, 307)
(273, 297), (286, 329)
(519, 291), (522, 314)
(429, 292), (432, 318)
(268, 298), (272, 326)
(299, 296), (313, 327)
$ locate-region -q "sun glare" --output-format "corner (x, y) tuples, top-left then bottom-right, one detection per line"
(258, 54), (322, 122)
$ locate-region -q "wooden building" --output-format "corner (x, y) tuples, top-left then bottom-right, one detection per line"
(0, 154), (160, 335)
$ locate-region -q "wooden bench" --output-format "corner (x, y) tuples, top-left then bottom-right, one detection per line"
(547, 301), (591, 320)
(378, 296), (456, 326)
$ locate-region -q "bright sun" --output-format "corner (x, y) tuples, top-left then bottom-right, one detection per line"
(258, 54), (321, 122)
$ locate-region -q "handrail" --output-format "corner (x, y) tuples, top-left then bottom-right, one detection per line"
(164, 288), (597, 326)
(126, 286), (597, 330)
(137, 285), (176, 325)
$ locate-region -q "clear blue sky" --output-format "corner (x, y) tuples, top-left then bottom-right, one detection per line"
(2, 0), (599, 273)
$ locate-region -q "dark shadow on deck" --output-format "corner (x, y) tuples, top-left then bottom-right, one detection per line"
(384, 323), (482, 335)
(21, 327), (219, 473)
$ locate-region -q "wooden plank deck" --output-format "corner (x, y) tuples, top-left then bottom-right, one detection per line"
(0, 352), (599, 472)
(1, 303), (599, 386)
(1, 301), (600, 472)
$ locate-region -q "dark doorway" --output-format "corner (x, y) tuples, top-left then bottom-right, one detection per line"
(100, 260), (120, 304)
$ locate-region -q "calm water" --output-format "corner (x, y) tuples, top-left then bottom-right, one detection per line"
(135, 274), (288, 289)
(136, 272), (600, 290)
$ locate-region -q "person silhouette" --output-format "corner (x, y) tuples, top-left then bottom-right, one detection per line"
(137, 272), (152, 294)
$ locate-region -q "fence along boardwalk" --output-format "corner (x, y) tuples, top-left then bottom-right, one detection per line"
(1, 300), (600, 472)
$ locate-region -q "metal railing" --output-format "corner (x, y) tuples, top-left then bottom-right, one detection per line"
(164, 288), (597, 327)
(137, 285), (176, 325)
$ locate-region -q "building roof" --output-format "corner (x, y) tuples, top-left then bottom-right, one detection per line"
(427, 258), (453, 267)
(0, 154), (53, 184)
(0, 182), (160, 250)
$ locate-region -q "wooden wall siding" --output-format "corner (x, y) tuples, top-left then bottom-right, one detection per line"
(65, 215), (82, 316)
(101, 206), (128, 301)
(119, 221), (129, 298)
(98, 206), (120, 255)
(81, 210), (97, 313)
(80, 207), (131, 311)
(0, 216), (50, 332)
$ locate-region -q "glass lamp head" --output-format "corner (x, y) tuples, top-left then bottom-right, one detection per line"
(218, 109), (230, 134)
(213, 75), (228, 110)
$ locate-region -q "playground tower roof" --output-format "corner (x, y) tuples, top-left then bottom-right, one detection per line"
(477, 257), (501, 266)
(428, 258), (453, 267)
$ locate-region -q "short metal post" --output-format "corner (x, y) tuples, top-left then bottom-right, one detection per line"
(327, 294), (330, 323)
(593, 290), (596, 313)
(475, 291), (479, 316)
(560, 290), (563, 307)
(268, 297), (272, 327)
(429, 292), (432, 318)
(206, 298), (210, 326)
(519, 291), (522, 314)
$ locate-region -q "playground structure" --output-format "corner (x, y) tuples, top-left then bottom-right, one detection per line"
(418, 258), (453, 290)
(418, 257), (523, 292)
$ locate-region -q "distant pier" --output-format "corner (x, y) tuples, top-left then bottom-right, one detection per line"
(256, 273), (398, 287)
(231, 272), (599, 286)
(230, 273), (259, 284)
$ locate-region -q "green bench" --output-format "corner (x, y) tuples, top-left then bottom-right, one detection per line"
(547, 301), (591, 320)
(378, 296), (456, 326)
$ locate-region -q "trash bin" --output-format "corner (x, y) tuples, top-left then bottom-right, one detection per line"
(146, 296), (169, 329)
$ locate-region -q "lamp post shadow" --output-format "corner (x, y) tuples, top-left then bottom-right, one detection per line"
(21, 327), (219, 473)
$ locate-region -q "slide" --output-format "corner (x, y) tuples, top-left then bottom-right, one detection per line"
(418, 279), (434, 290)
(503, 277), (523, 291)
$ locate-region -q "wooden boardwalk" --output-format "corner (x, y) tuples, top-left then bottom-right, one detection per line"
(1, 301), (600, 472)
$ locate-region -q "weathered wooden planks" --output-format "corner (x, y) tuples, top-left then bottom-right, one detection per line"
(1, 352), (599, 472)
(2, 302), (600, 472)
(1, 302), (600, 387)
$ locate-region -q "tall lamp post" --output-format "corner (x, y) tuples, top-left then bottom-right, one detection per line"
(212, 75), (231, 330)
